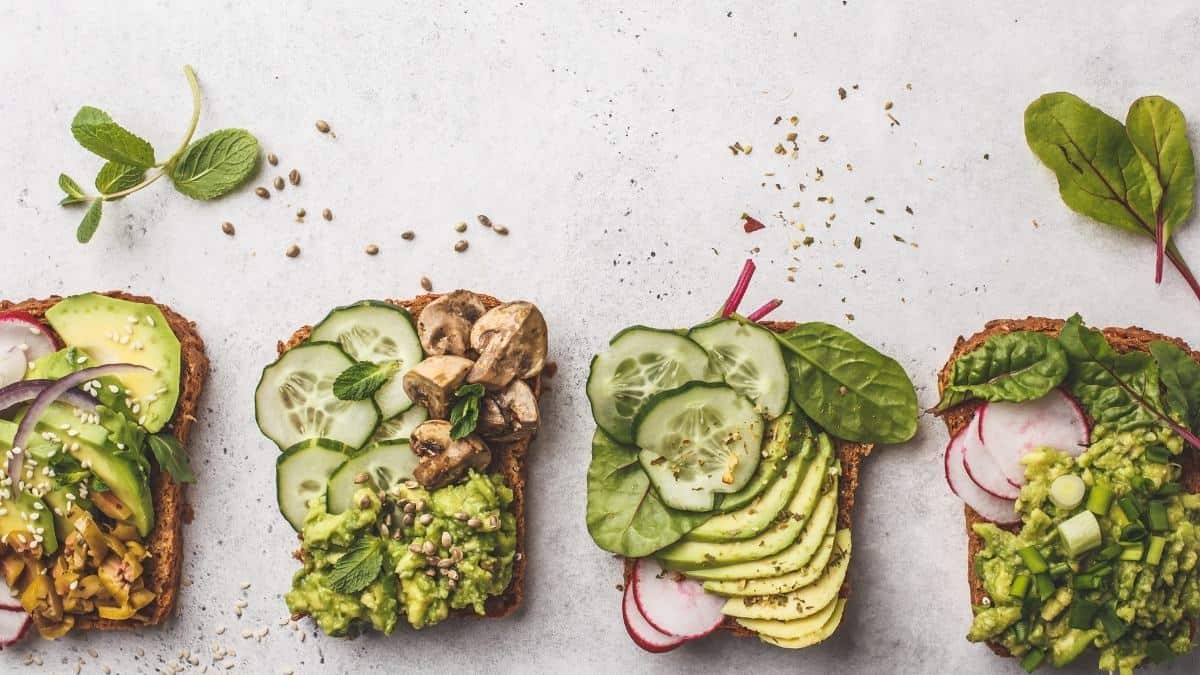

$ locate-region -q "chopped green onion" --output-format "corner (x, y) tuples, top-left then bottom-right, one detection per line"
(1009, 573), (1031, 599)
(1120, 543), (1145, 561)
(1099, 605), (1129, 641)
(1048, 562), (1070, 578)
(1130, 475), (1148, 493)
(1068, 598), (1100, 629)
(1156, 482), (1183, 497)
(1145, 535), (1167, 566)
(1097, 543), (1123, 561)
(1019, 546), (1050, 574)
(1057, 511), (1102, 557)
(1072, 573), (1101, 590)
(1013, 620), (1029, 644)
(1020, 648), (1047, 672)
(1148, 501), (1169, 532)
(1034, 572), (1056, 600)
(1120, 523), (1147, 542)
(1087, 562), (1112, 577)
(1086, 483), (1114, 516)
(1145, 445), (1171, 464)
(1050, 474), (1087, 509)
(1118, 496), (1141, 521)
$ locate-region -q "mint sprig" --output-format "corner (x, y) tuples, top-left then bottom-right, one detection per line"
(333, 360), (401, 401)
(327, 537), (384, 594)
(449, 383), (486, 440)
(59, 65), (260, 243)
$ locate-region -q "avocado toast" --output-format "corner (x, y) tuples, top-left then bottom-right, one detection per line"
(258, 292), (545, 636)
(0, 291), (207, 640)
(586, 260), (918, 650)
(936, 316), (1200, 671)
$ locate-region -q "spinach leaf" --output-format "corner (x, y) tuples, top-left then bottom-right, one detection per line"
(1149, 341), (1200, 433)
(585, 429), (709, 557)
(777, 323), (918, 444)
(1127, 96), (1195, 276)
(935, 331), (1068, 411)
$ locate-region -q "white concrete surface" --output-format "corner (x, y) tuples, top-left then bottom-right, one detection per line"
(2, 1), (1199, 673)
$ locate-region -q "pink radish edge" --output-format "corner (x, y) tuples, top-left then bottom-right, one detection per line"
(961, 414), (1020, 500)
(622, 583), (683, 653)
(631, 558), (725, 640)
(978, 389), (1091, 488)
(944, 420), (1020, 524)
(0, 608), (30, 649)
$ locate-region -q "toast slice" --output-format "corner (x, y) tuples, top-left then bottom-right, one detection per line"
(279, 293), (538, 620)
(620, 318), (873, 639)
(935, 317), (1200, 656)
(0, 291), (209, 631)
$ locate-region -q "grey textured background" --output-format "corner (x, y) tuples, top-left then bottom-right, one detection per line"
(2, 1), (1199, 673)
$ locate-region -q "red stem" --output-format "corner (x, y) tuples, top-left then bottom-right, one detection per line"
(720, 259), (756, 318)
(1155, 220), (1165, 284)
(1166, 245), (1200, 302)
(747, 298), (782, 322)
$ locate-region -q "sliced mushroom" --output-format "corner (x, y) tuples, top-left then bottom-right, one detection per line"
(476, 379), (540, 442)
(401, 355), (473, 419)
(467, 302), (548, 390)
(409, 420), (492, 489)
(417, 290), (488, 356)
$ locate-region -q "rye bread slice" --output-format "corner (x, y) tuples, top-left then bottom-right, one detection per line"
(935, 317), (1200, 657)
(279, 293), (538, 621)
(0, 291), (209, 631)
(620, 319), (872, 639)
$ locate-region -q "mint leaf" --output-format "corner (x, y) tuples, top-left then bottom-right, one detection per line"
(327, 537), (384, 594)
(71, 106), (156, 169)
(94, 161), (144, 196)
(58, 173), (86, 205)
(147, 434), (196, 484)
(449, 383), (486, 439)
(77, 199), (102, 243)
(333, 360), (401, 401)
(170, 129), (259, 200)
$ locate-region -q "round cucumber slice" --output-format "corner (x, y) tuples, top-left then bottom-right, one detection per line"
(327, 441), (420, 514)
(586, 326), (716, 444)
(255, 342), (381, 450)
(688, 319), (789, 419)
(276, 438), (351, 531)
(310, 301), (423, 419)
(635, 382), (764, 512)
(368, 406), (428, 444)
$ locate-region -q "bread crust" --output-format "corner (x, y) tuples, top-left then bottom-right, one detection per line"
(279, 293), (539, 621)
(0, 291), (209, 631)
(934, 317), (1200, 657)
(619, 319), (873, 639)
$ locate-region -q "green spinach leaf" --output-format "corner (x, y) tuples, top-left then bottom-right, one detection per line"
(1149, 340), (1200, 433)
(777, 323), (918, 444)
(585, 429), (709, 557)
(935, 331), (1068, 411)
(70, 106), (156, 169)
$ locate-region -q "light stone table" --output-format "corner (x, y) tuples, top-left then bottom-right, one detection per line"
(1, 1), (1198, 673)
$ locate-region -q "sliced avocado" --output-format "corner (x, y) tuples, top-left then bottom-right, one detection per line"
(756, 599), (847, 649)
(734, 591), (840, 639)
(42, 487), (74, 543)
(720, 529), (852, 621)
(702, 516), (838, 594)
(45, 293), (181, 433)
(716, 411), (796, 513)
(687, 443), (809, 542)
(656, 436), (833, 570)
(0, 420), (58, 555)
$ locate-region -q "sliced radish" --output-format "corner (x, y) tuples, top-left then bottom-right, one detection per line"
(978, 390), (1090, 487)
(632, 558), (724, 640)
(0, 608), (30, 649)
(0, 311), (60, 365)
(961, 415), (1020, 500)
(0, 349), (24, 389)
(622, 582), (684, 653)
(0, 579), (18, 611)
(945, 421), (1020, 524)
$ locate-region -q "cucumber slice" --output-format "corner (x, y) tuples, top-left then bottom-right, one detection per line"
(256, 342), (381, 450)
(368, 406), (428, 444)
(276, 438), (351, 530)
(635, 383), (764, 512)
(688, 319), (789, 419)
(586, 326), (716, 444)
(310, 301), (423, 419)
(327, 441), (420, 514)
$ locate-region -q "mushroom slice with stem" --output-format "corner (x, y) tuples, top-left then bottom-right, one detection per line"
(476, 379), (540, 442)
(417, 290), (487, 357)
(410, 420), (492, 488)
(401, 355), (473, 420)
(468, 302), (548, 390)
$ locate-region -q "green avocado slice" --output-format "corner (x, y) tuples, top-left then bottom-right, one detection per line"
(756, 598), (848, 648)
(721, 529), (853, 621)
(0, 420), (59, 555)
(715, 411), (797, 513)
(685, 442), (808, 543)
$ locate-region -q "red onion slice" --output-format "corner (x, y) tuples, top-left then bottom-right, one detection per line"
(0, 379), (99, 416)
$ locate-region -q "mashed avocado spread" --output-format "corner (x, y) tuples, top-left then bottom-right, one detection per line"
(285, 471), (516, 635)
(969, 422), (1200, 672)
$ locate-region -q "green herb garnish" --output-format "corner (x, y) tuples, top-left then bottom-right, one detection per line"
(333, 361), (401, 401)
(327, 537), (384, 594)
(148, 433), (196, 484)
(449, 383), (486, 440)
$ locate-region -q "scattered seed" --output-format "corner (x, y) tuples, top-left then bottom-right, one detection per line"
(818, 134), (829, 143)
(296, 208), (306, 219)
(454, 511), (469, 521)
(267, 153), (279, 166)
(354, 472), (370, 484)
(221, 222), (235, 236)
(315, 120), (331, 133)
(419, 513), (434, 526)
(420, 276), (432, 292)
(454, 240), (469, 253)
(441, 531), (453, 548)
(454, 221), (467, 233)
(401, 230), (415, 241)
(477, 214), (493, 228)
(320, 208), (333, 221)
(467, 517), (482, 529)
(255, 187), (270, 199)
(365, 244), (380, 256)
(884, 100), (894, 111)
(494, 225), (509, 236)
(288, 169), (300, 186)
(285, 244), (300, 258)
(273, 176), (285, 191)
(838, 87), (847, 100)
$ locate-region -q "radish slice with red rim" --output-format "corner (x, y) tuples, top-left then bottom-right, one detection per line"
(945, 420), (1019, 524)
(632, 558), (724, 640)
(0, 311), (60, 364)
(0, 349), (24, 390)
(0, 608), (30, 649)
(978, 390), (1090, 487)
(622, 582), (684, 653)
(960, 415), (1020, 500)
(0, 579), (19, 611)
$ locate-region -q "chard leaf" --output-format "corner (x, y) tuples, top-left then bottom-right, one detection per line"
(76, 199), (102, 243)
(94, 161), (144, 196)
(327, 537), (384, 594)
(1126, 96), (1195, 239)
(70, 106), (156, 169)
(935, 331), (1068, 411)
(1148, 341), (1200, 433)
(170, 128), (259, 200)
(148, 434), (196, 484)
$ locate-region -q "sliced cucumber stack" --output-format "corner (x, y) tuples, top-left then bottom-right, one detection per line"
(256, 342), (381, 450)
(369, 406), (428, 444)
(276, 438), (352, 530)
(688, 319), (789, 419)
(587, 326), (716, 444)
(635, 382), (764, 512)
(310, 301), (424, 419)
(327, 441), (420, 514)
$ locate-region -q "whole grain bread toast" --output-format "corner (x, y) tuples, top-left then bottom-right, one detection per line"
(0, 291), (209, 631)
(279, 293), (539, 620)
(935, 317), (1200, 657)
(620, 319), (873, 639)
